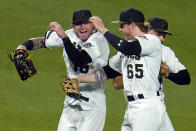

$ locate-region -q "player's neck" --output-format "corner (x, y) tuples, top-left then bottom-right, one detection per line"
(134, 31), (146, 37)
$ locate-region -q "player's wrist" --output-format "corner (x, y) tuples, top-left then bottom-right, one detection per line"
(20, 40), (34, 50)
(59, 33), (67, 39)
(99, 28), (108, 35)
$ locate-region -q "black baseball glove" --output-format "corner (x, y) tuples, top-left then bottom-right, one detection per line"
(8, 49), (38, 81)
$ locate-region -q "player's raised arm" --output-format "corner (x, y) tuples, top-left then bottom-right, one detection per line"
(49, 22), (93, 67)
(89, 16), (144, 56)
(49, 22), (68, 38)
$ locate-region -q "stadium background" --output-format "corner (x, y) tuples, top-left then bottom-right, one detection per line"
(0, 0), (196, 130)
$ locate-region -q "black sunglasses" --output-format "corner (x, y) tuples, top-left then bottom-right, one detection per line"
(120, 21), (132, 28)
(120, 23), (126, 28)
(73, 20), (90, 26)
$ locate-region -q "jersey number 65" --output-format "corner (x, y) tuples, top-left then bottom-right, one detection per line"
(127, 64), (144, 79)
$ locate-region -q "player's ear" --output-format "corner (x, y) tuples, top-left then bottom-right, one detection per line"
(129, 22), (136, 29)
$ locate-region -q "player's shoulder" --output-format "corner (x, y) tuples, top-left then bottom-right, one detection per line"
(89, 30), (106, 40)
(161, 44), (170, 50)
(161, 44), (175, 55)
(145, 34), (160, 41)
(135, 34), (159, 42)
(87, 30), (108, 45)
(146, 34), (162, 48)
(45, 30), (58, 39)
(135, 34), (161, 49)
(65, 29), (75, 36)
(65, 29), (81, 42)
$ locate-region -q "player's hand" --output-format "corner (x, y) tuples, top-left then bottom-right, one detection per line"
(16, 45), (27, 50)
(71, 78), (80, 85)
(49, 22), (67, 38)
(89, 16), (108, 34)
(113, 76), (124, 90)
(16, 45), (27, 58)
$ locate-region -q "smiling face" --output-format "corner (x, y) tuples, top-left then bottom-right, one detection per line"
(118, 22), (136, 40)
(72, 21), (94, 41)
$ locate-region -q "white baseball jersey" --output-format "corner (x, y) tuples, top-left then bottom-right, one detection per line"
(109, 34), (168, 131)
(109, 38), (184, 131)
(45, 29), (109, 131)
(159, 44), (186, 100)
(110, 34), (162, 96)
(109, 41), (186, 99)
(45, 29), (109, 111)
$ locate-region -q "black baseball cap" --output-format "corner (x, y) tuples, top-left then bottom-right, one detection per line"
(112, 8), (145, 24)
(148, 17), (172, 35)
(72, 9), (92, 24)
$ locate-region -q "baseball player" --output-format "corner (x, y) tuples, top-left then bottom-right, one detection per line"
(112, 17), (191, 131)
(148, 17), (190, 131)
(76, 8), (167, 131)
(148, 17), (190, 96)
(17, 9), (110, 131)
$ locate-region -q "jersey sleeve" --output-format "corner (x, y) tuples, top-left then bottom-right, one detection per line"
(82, 32), (110, 66)
(45, 31), (64, 48)
(162, 45), (186, 73)
(136, 34), (161, 56)
(109, 52), (122, 74)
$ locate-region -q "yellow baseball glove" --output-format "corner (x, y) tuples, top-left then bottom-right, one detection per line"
(160, 61), (169, 77)
(61, 78), (89, 101)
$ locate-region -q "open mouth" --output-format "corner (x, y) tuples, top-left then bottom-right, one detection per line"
(80, 31), (87, 34)
(80, 31), (88, 37)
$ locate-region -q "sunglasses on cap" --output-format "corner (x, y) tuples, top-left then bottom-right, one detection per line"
(73, 20), (90, 26)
